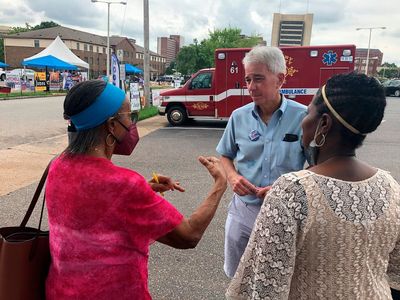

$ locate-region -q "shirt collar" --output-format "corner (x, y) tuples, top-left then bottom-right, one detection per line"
(251, 94), (288, 120)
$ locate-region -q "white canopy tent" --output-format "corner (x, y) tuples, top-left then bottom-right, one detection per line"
(24, 36), (89, 69)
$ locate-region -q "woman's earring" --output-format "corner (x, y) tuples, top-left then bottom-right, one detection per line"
(106, 133), (116, 147)
(314, 133), (326, 147)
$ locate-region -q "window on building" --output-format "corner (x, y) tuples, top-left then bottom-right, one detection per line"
(84, 44), (88, 51)
(97, 46), (99, 53)
(89, 45), (93, 52)
(34, 40), (40, 48)
(77, 42), (80, 50)
(103, 47), (106, 54)
(90, 57), (93, 65)
(84, 57), (89, 62)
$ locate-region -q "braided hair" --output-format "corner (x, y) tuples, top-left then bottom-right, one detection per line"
(314, 72), (386, 149)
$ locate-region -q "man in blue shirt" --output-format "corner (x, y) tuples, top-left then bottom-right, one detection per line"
(216, 46), (307, 278)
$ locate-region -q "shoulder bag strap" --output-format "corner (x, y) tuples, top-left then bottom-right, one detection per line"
(20, 158), (56, 227)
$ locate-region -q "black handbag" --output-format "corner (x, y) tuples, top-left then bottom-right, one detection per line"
(0, 161), (52, 300)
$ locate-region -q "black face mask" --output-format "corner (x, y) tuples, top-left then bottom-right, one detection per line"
(303, 119), (324, 167)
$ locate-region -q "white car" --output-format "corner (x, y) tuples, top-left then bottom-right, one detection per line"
(5, 68), (35, 82)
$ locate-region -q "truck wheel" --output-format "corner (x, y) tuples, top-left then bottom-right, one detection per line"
(395, 90), (400, 97)
(0, 74), (5, 81)
(167, 106), (187, 126)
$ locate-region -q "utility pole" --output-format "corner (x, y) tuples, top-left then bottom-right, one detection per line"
(143, 0), (150, 107)
(356, 26), (386, 75)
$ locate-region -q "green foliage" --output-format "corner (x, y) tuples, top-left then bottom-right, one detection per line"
(378, 62), (400, 79)
(9, 21), (59, 34)
(165, 60), (176, 75)
(175, 27), (261, 75)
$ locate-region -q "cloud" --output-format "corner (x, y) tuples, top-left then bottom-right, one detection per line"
(0, 0), (399, 64)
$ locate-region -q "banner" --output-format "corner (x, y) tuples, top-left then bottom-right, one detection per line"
(111, 53), (120, 89)
(130, 83), (141, 111)
(34, 72), (46, 92)
(49, 72), (61, 91)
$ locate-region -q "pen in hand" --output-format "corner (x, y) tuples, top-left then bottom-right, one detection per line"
(152, 172), (165, 196)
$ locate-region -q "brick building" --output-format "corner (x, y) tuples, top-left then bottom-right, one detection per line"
(354, 48), (383, 76)
(3, 25), (166, 78)
(157, 35), (183, 67)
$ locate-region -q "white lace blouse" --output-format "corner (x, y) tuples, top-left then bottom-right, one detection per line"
(226, 169), (400, 300)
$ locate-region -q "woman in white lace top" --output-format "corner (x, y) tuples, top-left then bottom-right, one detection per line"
(226, 72), (400, 300)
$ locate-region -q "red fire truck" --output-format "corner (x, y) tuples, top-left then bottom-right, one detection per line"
(158, 45), (356, 126)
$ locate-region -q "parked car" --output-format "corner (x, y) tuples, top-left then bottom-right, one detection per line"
(5, 68), (35, 82)
(383, 79), (400, 97)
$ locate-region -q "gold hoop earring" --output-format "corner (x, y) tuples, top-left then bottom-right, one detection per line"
(315, 133), (326, 147)
(106, 133), (116, 147)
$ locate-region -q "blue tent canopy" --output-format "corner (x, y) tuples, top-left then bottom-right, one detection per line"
(125, 64), (143, 74)
(22, 55), (77, 70)
(0, 61), (9, 68)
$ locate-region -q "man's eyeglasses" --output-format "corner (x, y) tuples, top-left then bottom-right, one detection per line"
(117, 111), (139, 124)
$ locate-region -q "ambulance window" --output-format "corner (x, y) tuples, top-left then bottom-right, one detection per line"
(191, 72), (212, 89)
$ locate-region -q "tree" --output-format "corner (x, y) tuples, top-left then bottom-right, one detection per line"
(8, 21), (59, 34)
(378, 62), (399, 79)
(175, 27), (261, 75)
(165, 60), (176, 75)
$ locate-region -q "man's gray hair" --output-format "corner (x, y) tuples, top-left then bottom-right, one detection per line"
(242, 46), (287, 75)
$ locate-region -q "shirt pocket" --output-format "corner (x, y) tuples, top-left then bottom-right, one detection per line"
(276, 140), (304, 172)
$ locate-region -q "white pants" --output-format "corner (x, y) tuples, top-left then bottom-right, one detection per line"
(224, 194), (261, 278)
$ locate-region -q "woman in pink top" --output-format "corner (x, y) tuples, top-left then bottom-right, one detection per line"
(45, 80), (227, 299)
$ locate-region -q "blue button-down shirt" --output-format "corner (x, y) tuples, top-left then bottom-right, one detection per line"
(216, 96), (307, 204)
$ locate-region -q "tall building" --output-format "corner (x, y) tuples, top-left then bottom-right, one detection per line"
(271, 13), (313, 47)
(157, 35), (183, 67)
(354, 48), (383, 76)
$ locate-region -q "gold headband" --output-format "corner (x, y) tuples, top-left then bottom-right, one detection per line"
(321, 85), (365, 136)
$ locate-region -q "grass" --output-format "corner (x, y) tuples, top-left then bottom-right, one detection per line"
(0, 91), (67, 99)
(138, 105), (159, 121)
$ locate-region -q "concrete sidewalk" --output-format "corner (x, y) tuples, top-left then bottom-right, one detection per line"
(0, 115), (168, 196)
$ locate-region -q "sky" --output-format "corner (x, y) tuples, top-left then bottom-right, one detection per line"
(0, 0), (399, 65)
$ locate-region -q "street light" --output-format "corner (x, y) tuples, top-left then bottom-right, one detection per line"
(91, 0), (127, 79)
(356, 26), (386, 75)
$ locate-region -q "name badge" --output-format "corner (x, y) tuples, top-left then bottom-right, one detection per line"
(248, 130), (261, 141)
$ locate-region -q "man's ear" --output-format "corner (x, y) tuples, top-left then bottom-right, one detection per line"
(277, 73), (285, 88)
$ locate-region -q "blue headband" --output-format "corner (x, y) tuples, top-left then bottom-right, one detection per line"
(70, 83), (126, 131)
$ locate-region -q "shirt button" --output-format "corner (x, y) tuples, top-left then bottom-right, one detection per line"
(264, 175), (267, 178)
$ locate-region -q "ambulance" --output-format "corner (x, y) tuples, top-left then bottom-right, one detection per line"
(158, 45), (356, 126)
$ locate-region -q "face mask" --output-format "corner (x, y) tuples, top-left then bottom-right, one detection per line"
(303, 119), (324, 166)
(113, 121), (140, 156)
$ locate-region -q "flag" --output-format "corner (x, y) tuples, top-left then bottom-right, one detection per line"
(111, 53), (121, 88)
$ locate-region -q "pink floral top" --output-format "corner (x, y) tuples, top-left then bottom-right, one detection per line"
(45, 155), (183, 300)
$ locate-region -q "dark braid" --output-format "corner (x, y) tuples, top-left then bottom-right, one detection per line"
(314, 72), (386, 149)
